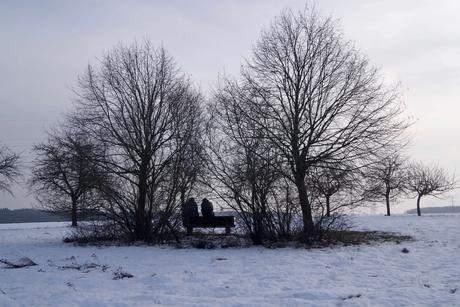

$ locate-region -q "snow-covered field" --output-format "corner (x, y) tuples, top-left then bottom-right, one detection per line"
(0, 215), (459, 307)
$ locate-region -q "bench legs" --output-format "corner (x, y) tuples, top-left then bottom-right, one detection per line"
(187, 226), (193, 235)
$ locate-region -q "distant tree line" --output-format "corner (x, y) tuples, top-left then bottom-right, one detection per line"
(1, 8), (456, 244)
(0, 208), (68, 224)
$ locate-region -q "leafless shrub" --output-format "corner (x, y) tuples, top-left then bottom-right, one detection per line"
(63, 220), (125, 243)
(206, 90), (300, 243)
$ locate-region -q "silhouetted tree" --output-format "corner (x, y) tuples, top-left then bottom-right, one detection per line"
(206, 86), (284, 244)
(151, 94), (205, 242)
(0, 144), (20, 194)
(219, 9), (408, 241)
(308, 164), (357, 217)
(406, 162), (456, 216)
(30, 126), (107, 226)
(366, 154), (407, 216)
(75, 41), (203, 241)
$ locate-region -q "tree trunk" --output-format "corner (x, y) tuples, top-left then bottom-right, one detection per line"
(294, 174), (315, 242)
(135, 163), (148, 240)
(251, 184), (265, 245)
(325, 195), (331, 217)
(71, 195), (78, 227)
(252, 211), (264, 245)
(417, 195), (422, 216)
(385, 189), (391, 216)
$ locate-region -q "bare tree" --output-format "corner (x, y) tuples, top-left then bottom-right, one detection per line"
(206, 84), (284, 244)
(365, 154), (407, 216)
(29, 126), (107, 226)
(307, 164), (357, 217)
(151, 93), (205, 242)
(0, 144), (20, 194)
(221, 9), (408, 241)
(406, 162), (456, 216)
(75, 41), (203, 241)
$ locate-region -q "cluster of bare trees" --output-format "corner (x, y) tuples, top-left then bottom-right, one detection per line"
(208, 9), (411, 242)
(26, 43), (205, 242)
(366, 155), (456, 216)
(63, 43), (203, 241)
(12, 8), (454, 243)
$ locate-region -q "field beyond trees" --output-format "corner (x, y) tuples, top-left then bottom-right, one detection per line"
(1, 214), (459, 306)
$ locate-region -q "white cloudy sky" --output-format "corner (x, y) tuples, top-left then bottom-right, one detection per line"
(1, 0), (459, 213)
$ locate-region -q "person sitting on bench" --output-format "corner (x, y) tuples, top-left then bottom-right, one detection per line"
(182, 198), (199, 224)
(182, 198), (234, 234)
(201, 198), (214, 218)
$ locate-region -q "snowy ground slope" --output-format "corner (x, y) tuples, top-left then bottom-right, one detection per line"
(0, 215), (459, 307)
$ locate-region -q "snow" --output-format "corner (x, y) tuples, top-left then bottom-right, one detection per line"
(0, 215), (459, 306)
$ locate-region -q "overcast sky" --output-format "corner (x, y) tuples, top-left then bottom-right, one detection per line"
(1, 0), (459, 213)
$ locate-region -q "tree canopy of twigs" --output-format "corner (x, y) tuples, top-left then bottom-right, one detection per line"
(365, 154), (408, 216)
(206, 84), (298, 244)
(74, 41), (204, 241)
(0, 144), (20, 194)
(307, 163), (363, 218)
(406, 162), (456, 216)
(29, 125), (108, 226)
(19, 7), (427, 244)
(215, 8), (409, 241)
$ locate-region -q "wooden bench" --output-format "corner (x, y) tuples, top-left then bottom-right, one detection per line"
(183, 216), (235, 235)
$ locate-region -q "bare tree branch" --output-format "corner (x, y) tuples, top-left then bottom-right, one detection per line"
(0, 144), (20, 195)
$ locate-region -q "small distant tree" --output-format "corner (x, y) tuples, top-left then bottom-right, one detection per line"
(0, 144), (20, 194)
(406, 162), (456, 216)
(30, 126), (107, 226)
(308, 164), (357, 217)
(366, 154), (407, 216)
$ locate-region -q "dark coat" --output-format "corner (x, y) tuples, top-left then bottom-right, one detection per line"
(182, 198), (199, 225)
(201, 198), (214, 218)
